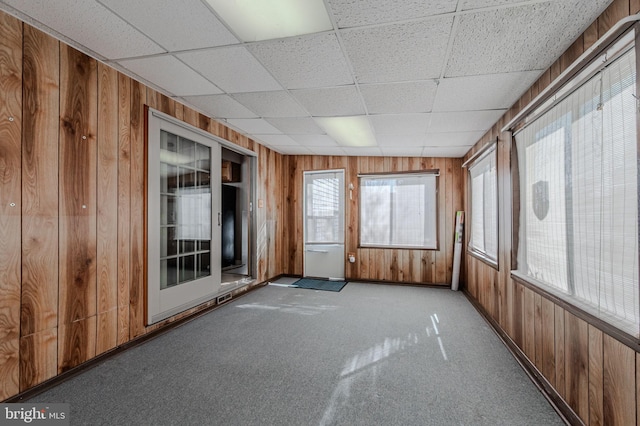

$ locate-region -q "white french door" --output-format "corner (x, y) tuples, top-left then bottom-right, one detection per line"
(147, 111), (221, 324)
(303, 170), (345, 279)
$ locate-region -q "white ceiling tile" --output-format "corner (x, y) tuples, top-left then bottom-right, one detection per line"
(428, 110), (506, 133)
(232, 91), (308, 117)
(422, 146), (470, 157)
(432, 72), (541, 112)
(380, 147), (425, 156)
(118, 56), (221, 96)
(291, 135), (339, 146)
(274, 146), (314, 155)
(341, 17), (453, 83)
(265, 118), (324, 134)
(459, 0), (526, 10)
(327, 0), (457, 28)
(252, 134), (299, 146)
(376, 134), (430, 147)
(247, 32), (353, 89)
(2, 0), (163, 59)
(360, 81), (438, 114)
(291, 86), (365, 116)
(341, 147), (384, 156)
(226, 119), (282, 134)
(181, 95), (257, 119)
(99, 0), (238, 51)
(446, 0), (612, 77)
(307, 146), (347, 155)
(178, 46), (281, 94)
(425, 131), (486, 147)
(370, 114), (430, 135)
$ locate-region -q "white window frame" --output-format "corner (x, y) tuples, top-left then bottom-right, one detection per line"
(358, 171), (438, 250)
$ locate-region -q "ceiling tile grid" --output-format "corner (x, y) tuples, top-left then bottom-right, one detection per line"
(0, 0), (615, 157)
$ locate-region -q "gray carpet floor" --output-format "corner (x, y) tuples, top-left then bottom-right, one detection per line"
(28, 281), (564, 425)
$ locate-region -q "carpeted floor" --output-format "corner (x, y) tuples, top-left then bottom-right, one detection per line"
(27, 281), (564, 425)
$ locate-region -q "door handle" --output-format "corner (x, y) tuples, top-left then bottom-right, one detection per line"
(218, 212), (221, 226)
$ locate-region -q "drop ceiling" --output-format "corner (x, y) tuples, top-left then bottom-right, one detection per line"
(0, 0), (613, 157)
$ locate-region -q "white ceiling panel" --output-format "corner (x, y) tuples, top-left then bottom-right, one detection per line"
(291, 86), (365, 117)
(2, 0), (163, 59)
(445, 0), (612, 77)
(252, 134), (299, 146)
(178, 46), (282, 94)
(360, 81), (438, 114)
(341, 147), (384, 156)
(181, 95), (257, 119)
(341, 17), (453, 83)
(307, 146), (347, 155)
(247, 32), (353, 89)
(432, 71), (541, 112)
(425, 131), (486, 147)
(326, 0), (457, 28)
(226, 119), (282, 134)
(422, 146), (470, 157)
(380, 147), (425, 157)
(376, 134), (430, 147)
(118, 56), (222, 96)
(428, 110), (506, 133)
(266, 118), (324, 134)
(459, 0), (525, 10)
(232, 91), (308, 117)
(273, 146), (314, 155)
(292, 135), (339, 146)
(370, 114), (430, 135)
(98, 0), (238, 52)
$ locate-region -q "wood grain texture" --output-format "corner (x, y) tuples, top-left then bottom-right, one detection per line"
(603, 334), (636, 425)
(19, 328), (56, 391)
(533, 293), (543, 370)
(59, 45), (98, 371)
(117, 73), (131, 345)
(541, 297), (555, 386)
(598, 0), (630, 36)
(96, 309), (117, 355)
(633, 0), (640, 14)
(0, 14), (22, 388)
(584, 21), (599, 50)
(589, 325), (604, 426)
(564, 311), (589, 423)
(560, 35), (584, 73)
(523, 287), (535, 361)
(129, 80), (145, 337)
(58, 316), (97, 373)
(96, 63), (118, 354)
(555, 305), (566, 399)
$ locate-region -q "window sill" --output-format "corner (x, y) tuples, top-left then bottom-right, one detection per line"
(467, 248), (498, 270)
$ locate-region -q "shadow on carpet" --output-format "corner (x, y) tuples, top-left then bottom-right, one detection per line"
(291, 278), (347, 292)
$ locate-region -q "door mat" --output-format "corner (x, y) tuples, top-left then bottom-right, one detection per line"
(291, 278), (348, 292)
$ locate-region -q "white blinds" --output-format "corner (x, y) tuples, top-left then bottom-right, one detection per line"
(515, 46), (639, 337)
(359, 173), (437, 249)
(305, 171), (344, 244)
(469, 149), (498, 263)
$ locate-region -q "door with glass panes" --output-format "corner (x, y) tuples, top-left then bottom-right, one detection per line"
(147, 111), (221, 324)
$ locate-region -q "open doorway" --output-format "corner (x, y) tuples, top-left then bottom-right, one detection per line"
(220, 147), (255, 291)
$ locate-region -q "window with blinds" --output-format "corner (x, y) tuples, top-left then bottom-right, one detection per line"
(359, 173), (437, 249)
(468, 147), (498, 264)
(305, 171), (344, 244)
(514, 40), (639, 337)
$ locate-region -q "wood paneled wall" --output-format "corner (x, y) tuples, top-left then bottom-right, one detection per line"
(0, 12), (284, 400)
(462, 0), (640, 424)
(282, 156), (463, 285)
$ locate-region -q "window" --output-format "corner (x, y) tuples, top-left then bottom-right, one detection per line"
(359, 172), (437, 249)
(468, 147), (498, 264)
(305, 170), (344, 244)
(514, 36), (639, 337)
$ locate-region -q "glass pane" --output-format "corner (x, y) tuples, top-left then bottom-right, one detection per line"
(196, 144), (211, 171)
(161, 163), (178, 194)
(164, 226), (177, 257)
(179, 137), (196, 168)
(161, 131), (178, 153)
(161, 195), (177, 226)
(197, 253), (210, 278)
(179, 255), (196, 283)
(199, 240), (210, 251)
(178, 167), (196, 189)
(161, 258), (178, 289)
(180, 239), (196, 254)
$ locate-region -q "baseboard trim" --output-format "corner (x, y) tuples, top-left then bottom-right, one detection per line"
(462, 290), (584, 426)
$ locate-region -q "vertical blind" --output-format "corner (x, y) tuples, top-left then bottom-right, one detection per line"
(515, 45), (639, 337)
(359, 173), (437, 249)
(468, 148), (498, 263)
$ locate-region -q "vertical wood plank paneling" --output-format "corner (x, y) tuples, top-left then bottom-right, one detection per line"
(0, 12), (22, 400)
(58, 45), (98, 372)
(633, 0), (640, 14)
(589, 325), (604, 426)
(96, 63), (118, 355)
(584, 21), (599, 50)
(117, 73), (131, 345)
(555, 305), (566, 399)
(129, 80), (146, 337)
(564, 311), (589, 423)
(533, 293), (543, 370)
(20, 24), (59, 391)
(540, 297), (556, 386)
(523, 287), (535, 361)
(603, 334), (636, 425)
(598, 0), (630, 36)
